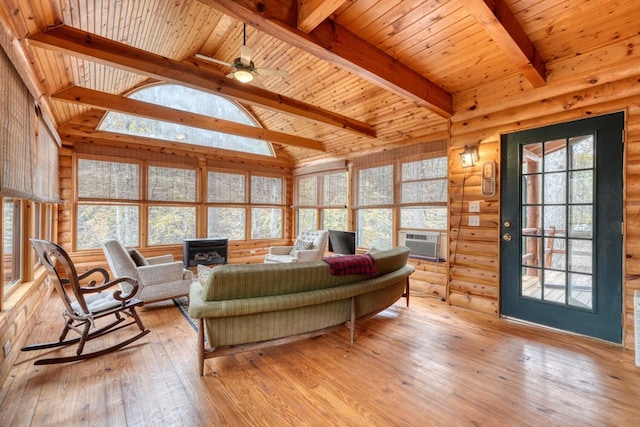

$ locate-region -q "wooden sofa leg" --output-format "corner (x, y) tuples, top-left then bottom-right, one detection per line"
(350, 296), (356, 343)
(198, 318), (205, 376)
(403, 277), (410, 307)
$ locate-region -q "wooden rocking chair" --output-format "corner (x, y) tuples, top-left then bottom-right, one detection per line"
(22, 239), (150, 365)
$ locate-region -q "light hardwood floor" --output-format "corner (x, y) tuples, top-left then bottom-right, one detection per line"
(1, 281), (639, 426)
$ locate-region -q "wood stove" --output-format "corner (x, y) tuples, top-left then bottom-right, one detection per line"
(183, 238), (228, 268)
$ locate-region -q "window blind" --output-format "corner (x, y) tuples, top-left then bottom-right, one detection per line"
(0, 45), (59, 202)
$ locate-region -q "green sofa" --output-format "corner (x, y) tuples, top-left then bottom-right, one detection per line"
(188, 246), (414, 375)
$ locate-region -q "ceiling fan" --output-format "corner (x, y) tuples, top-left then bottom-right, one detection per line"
(196, 23), (288, 85)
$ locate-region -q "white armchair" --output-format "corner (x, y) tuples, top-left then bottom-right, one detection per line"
(101, 237), (193, 303)
(264, 230), (329, 263)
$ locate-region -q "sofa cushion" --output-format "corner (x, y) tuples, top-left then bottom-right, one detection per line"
(197, 264), (212, 287)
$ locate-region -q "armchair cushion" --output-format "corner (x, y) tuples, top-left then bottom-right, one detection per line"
(128, 249), (149, 266)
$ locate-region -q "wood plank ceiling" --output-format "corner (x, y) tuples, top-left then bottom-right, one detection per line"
(0, 0), (637, 165)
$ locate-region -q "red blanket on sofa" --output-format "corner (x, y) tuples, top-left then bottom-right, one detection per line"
(323, 254), (378, 276)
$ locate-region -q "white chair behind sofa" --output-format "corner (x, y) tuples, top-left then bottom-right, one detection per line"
(264, 230), (328, 263)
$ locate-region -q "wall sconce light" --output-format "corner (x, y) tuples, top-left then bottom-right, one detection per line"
(460, 145), (479, 168)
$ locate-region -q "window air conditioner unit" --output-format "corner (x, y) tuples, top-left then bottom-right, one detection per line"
(398, 231), (446, 261)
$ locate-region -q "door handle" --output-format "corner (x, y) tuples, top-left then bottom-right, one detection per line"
(502, 233), (512, 241)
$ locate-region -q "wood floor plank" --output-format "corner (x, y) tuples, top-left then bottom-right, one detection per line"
(1, 288), (640, 426)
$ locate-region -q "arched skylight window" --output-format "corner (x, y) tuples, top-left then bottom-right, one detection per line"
(99, 84), (274, 156)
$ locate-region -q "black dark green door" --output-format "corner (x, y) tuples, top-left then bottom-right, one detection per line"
(500, 112), (623, 343)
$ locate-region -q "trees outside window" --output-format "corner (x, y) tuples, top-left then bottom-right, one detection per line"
(294, 171), (348, 234)
(2, 199), (20, 292)
(400, 157), (448, 231)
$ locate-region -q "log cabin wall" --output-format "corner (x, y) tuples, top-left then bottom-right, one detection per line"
(448, 60), (640, 349)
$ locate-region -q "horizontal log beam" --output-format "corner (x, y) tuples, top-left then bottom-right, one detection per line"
(52, 85), (325, 151)
(28, 25), (375, 138)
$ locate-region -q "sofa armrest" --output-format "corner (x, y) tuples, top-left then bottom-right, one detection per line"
(146, 254), (174, 265)
(268, 246), (294, 255)
(138, 261), (187, 285)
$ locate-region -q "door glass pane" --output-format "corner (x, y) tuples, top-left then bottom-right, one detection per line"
(543, 269), (566, 303)
(545, 235), (565, 269)
(569, 170), (592, 204)
(522, 236), (542, 268)
(522, 143), (542, 173)
(522, 206), (541, 235)
(522, 270), (542, 299)
(520, 136), (595, 311)
(543, 172), (566, 204)
(543, 139), (566, 172)
(569, 136), (593, 169)
(568, 239), (592, 273)
(569, 273), (593, 309)
(569, 205), (592, 238)
(522, 174), (542, 205)
(543, 205), (566, 232)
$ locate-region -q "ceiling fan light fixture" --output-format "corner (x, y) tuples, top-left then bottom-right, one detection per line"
(234, 69), (253, 83)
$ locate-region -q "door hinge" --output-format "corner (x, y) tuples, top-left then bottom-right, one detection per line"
(622, 221), (624, 235)
(622, 130), (625, 143)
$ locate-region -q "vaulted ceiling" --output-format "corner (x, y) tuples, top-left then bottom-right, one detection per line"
(0, 0), (636, 165)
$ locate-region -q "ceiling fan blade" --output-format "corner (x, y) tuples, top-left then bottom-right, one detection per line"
(195, 53), (233, 68)
(240, 45), (252, 66)
(249, 77), (267, 89)
(255, 68), (289, 78)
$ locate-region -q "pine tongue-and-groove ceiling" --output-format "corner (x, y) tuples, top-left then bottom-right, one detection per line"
(0, 0), (637, 165)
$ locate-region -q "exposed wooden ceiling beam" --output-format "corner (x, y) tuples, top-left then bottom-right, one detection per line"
(297, 0), (343, 33)
(197, 0), (453, 118)
(458, 0), (547, 87)
(51, 85), (325, 151)
(59, 124), (289, 163)
(28, 25), (375, 138)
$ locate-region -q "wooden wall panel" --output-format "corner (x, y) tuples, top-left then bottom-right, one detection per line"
(449, 70), (640, 349)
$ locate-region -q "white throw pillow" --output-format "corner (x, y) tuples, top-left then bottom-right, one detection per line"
(289, 239), (313, 256)
(197, 264), (213, 287)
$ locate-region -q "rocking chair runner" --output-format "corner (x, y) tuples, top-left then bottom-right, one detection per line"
(23, 239), (150, 365)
